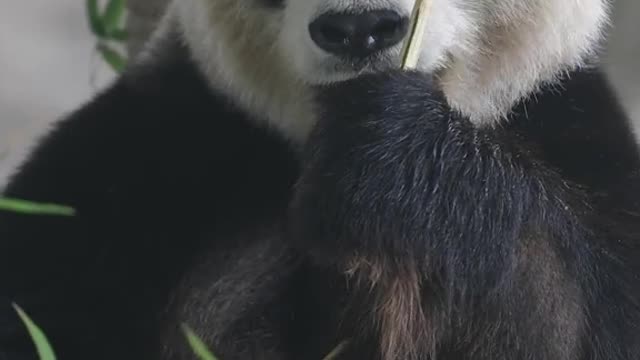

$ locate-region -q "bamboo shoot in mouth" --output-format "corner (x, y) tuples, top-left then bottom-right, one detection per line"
(400, 0), (433, 70)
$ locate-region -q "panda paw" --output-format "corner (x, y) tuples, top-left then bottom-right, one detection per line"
(289, 70), (457, 271)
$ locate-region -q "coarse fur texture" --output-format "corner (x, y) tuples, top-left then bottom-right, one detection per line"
(1, 0), (640, 359)
(290, 69), (640, 360)
(175, 0), (610, 138)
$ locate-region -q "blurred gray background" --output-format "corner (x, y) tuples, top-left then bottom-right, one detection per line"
(0, 0), (638, 184)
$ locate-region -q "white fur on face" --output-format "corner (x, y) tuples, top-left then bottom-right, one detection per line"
(163, 0), (610, 142)
(173, 0), (317, 143)
(280, 0), (477, 86)
(438, 0), (611, 123)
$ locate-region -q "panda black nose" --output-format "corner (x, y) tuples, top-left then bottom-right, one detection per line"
(309, 10), (409, 59)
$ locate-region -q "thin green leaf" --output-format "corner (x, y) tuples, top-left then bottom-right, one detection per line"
(0, 197), (75, 216)
(12, 304), (57, 360)
(102, 0), (126, 35)
(107, 28), (129, 42)
(97, 43), (127, 73)
(322, 340), (350, 360)
(86, 0), (105, 36)
(182, 325), (219, 360)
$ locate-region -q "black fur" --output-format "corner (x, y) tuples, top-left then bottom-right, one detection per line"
(292, 70), (640, 359)
(0, 42), (302, 360)
(1, 38), (640, 360)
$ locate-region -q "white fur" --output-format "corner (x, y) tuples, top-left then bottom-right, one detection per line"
(148, 0), (611, 142)
(438, 0), (611, 123)
(174, 0), (316, 143)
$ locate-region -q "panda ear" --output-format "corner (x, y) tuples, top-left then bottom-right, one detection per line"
(438, 0), (610, 125)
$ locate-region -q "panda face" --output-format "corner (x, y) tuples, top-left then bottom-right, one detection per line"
(278, 0), (609, 102)
(175, 0), (608, 140)
(279, 0), (469, 85)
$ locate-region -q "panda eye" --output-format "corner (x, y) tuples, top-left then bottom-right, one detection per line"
(260, 0), (285, 9)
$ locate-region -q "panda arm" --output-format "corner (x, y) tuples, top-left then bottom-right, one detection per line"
(290, 70), (595, 358)
(0, 58), (298, 359)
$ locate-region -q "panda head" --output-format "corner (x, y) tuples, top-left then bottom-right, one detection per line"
(172, 0), (610, 141)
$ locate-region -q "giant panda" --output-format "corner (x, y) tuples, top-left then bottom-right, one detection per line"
(1, 0), (640, 359)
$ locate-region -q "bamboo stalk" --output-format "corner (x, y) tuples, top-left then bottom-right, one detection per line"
(321, 340), (350, 360)
(400, 0), (433, 70)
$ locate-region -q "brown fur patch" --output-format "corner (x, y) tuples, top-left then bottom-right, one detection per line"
(346, 257), (435, 360)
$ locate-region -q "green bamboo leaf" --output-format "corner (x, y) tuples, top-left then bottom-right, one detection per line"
(0, 197), (75, 216)
(86, 0), (105, 36)
(102, 0), (126, 36)
(182, 325), (219, 360)
(108, 28), (129, 42)
(322, 340), (350, 360)
(13, 304), (57, 360)
(97, 43), (127, 73)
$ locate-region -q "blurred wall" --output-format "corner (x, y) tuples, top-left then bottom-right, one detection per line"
(0, 0), (115, 183)
(604, 0), (640, 135)
(0, 0), (638, 184)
